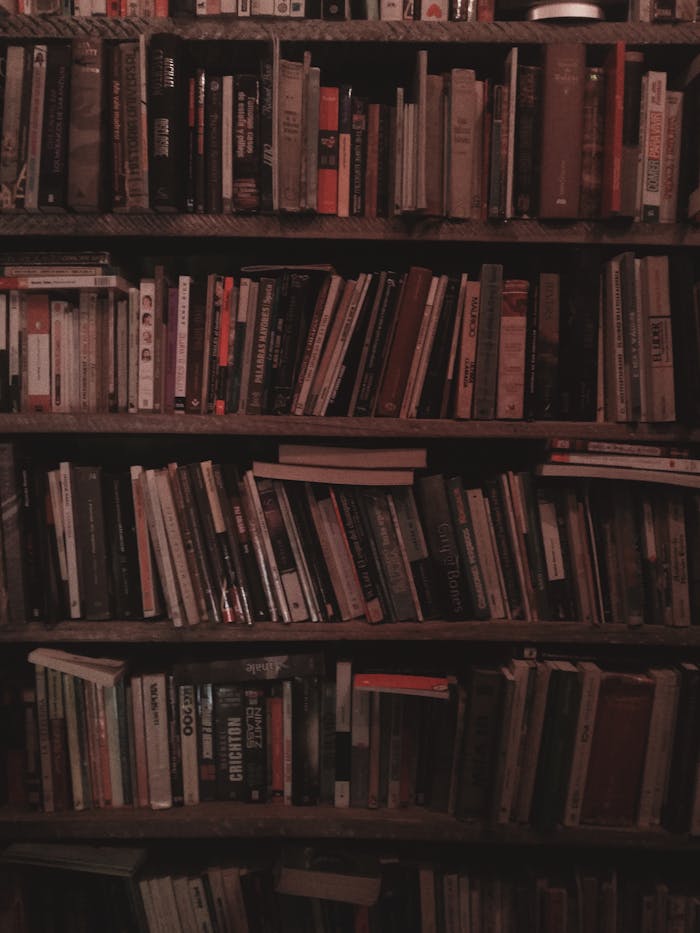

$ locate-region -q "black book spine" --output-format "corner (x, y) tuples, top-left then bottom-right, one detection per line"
(220, 464), (270, 623)
(557, 249), (600, 422)
(197, 683), (217, 802)
(292, 675), (321, 806)
(38, 42), (71, 212)
(415, 474), (470, 621)
(187, 462), (236, 624)
(353, 271), (401, 417)
(166, 675), (184, 807)
(72, 466), (111, 621)
(350, 96), (367, 217)
(148, 33), (184, 213)
(513, 64), (542, 219)
(326, 273), (381, 417)
(233, 74), (261, 213)
(194, 68), (206, 214)
(213, 684), (246, 801)
(259, 53), (274, 214)
(175, 464), (221, 625)
(243, 685), (267, 802)
(376, 102), (391, 219)
(102, 471), (142, 619)
(109, 44), (126, 212)
(284, 480), (338, 623)
(417, 275), (460, 419)
(205, 73), (223, 214)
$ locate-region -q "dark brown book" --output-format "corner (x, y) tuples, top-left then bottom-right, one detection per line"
(538, 44), (586, 220)
(68, 37), (106, 212)
(663, 662), (700, 833)
(579, 67), (605, 219)
(108, 44), (126, 212)
(38, 42), (71, 212)
(513, 64), (542, 219)
(72, 466), (111, 621)
(185, 277), (207, 415)
(580, 671), (655, 827)
(374, 266), (433, 418)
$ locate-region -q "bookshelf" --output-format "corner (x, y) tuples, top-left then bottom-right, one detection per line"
(1, 10), (700, 932)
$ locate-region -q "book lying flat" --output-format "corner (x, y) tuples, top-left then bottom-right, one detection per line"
(549, 452), (700, 474)
(27, 648), (126, 687)
(251, 461), (414, 486)
(353, 672), (452, 698)
(277, 444), (427, 470)
(1, 842), (146, 877)
(536, 462), (700, 489)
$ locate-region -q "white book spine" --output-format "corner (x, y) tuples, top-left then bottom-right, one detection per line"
(137, 280), (156, 412)
(129, 465), (159, 619)
(659, 90), (683, 223)
(562, 662), (602, 826)
(466, 488), (505, 619)
(127, 287), (140, 414)
(174, 276), (191, 413)
(59, 461), (81, 619)
(143, 468), (183, 628)
(141, 673), (173, 810)
(25, 45), (47, 212)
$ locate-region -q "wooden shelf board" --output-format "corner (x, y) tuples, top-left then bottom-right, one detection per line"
(3, 620), (700, 645)
(3, 16), (700, 44)
(0, 213), (699, 243)
(0, 804), (697, 847)
(1, 413), (700, 441)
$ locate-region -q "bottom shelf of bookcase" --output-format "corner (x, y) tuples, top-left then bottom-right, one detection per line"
(1, 805), (699, 849)
(4, 621), (700, 646)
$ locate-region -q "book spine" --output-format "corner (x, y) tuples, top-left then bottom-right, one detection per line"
(148, 33), (184, 212)
(472, 263), (503, 420)
(233, 74), (261, 213)
(513, 64), (541, 218)
(317, 86), (340, 215)
(495, 279), (529, 420)
(539, 44), (585, 219)
(580, 67), (605, 219)
(68, 38), (105, 212)
(141, 673), (173, 809)
(38, 42), (71, 212)
(640, 71), (667, 223)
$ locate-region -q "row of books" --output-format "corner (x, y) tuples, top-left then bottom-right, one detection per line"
(6, 251), (700, 425)
(5, 439), (700, 628)
(7, 0), (496, 19)
(7, 0), (700, 25)
(4, 841), (700, 933)
(4, 35), (700, 223)
(20, 646), (700, 838)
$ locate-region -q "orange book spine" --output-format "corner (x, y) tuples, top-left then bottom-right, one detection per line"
(317, 86), (340, 216)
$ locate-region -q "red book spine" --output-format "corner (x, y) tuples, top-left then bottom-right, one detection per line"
(214, 276), (233, 416)
(601, 42), (625, 217)
(317, 86), (340, 215)
(375, 266), (433, 417)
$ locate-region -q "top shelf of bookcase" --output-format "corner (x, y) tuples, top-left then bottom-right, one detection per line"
(3, 413), (700, 441)
(0, 214), (699, 245)
(2, 15), (700, 44)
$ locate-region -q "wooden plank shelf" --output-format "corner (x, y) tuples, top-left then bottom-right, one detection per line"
(0, 213), (699, 244)
(1, 413), (700, 441)
(2, 16), (700, 44)
(0, 804), (698, 847)
(3, 620), (700, 645)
